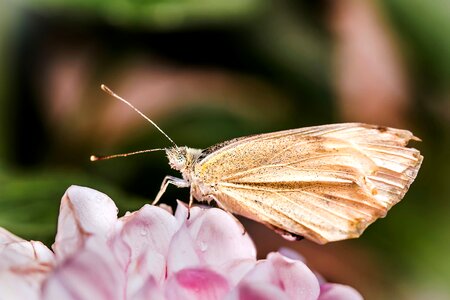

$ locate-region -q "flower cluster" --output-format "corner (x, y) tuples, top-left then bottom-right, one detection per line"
(0, 186), (362, 299)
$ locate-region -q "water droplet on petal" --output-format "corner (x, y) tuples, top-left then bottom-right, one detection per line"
(199, 241), (208, 252)
(92, 195), (103, 203)
(140, 229), (148, 236)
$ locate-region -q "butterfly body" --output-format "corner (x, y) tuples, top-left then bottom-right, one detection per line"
(165, 123), (422, 244)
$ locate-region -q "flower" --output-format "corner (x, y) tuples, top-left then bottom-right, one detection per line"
(0, 185), (363, 299)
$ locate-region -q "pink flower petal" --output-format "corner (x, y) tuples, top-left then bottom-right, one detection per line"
(0, 227), (54, 300)
(117, 204), (177, 283)
(278, 247), (306, 262)
(126, 251), (166, 296)
(319, 283), (363, 300)
(53, 186), (118, 260)
(165, 267), (230, 300)
(128, 276), (164, 300)
(237, 252), (320, 300)
(1, 186), (364, 300)
(168, 204), (256, 272)
(187, 207), (256, 266)
(174, 201), (203, 226)
(0, 272), (42, 300)
(167, 224), (201, 274)
(0, 228), (52, 268)
(0, 227), (24, 244)
(42, 239), (125, 300)
(158, 203), (173, 215)
(226, 281), (289, 300)
(174, 200), (189, 224)
(1, 240), (54, 269)
(223, 259), (256, 286)
(119, 204), (178, 260)
(108, 228), (132, 271)
(168, 204), (256, 279)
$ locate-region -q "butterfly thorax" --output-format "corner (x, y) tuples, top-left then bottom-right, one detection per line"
(165, 146), (214, 201)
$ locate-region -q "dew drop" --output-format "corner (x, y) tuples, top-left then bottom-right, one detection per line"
(199, 241), (208, 252)
(140, 229), (148, 236)
(93, 195), (103, 203)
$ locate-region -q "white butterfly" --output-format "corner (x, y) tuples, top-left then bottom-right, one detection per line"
(93, 86), (423, 244)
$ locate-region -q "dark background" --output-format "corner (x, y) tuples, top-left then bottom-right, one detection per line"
(0, 0), (448, 299)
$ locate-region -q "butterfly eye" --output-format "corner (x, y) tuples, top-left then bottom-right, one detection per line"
(177, 155), (186, 164)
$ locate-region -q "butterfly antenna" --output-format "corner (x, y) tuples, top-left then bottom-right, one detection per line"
(90, 148), (165, 161)
(100, 84), (178, 149)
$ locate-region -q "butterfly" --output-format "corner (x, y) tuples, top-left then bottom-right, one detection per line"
(92, 85), (423, 244)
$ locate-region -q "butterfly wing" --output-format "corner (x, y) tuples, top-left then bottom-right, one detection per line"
(194, 123), (422, 244)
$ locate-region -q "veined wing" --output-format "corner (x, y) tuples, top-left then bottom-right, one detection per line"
(199, 122), (418, 160)
(215, 182), (384, 244)
(195, 123), (422, 243)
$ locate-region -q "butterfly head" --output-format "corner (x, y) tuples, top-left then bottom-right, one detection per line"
(166, 147), (202, 172)
(166, 147), (187, 171)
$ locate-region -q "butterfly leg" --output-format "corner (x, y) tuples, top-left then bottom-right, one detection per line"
(152, 176), (189, 205)
(187, 193), (194, 219)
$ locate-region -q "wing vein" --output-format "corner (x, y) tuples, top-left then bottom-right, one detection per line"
(298, 190), (375, 218)
(220, 182), (368, 226)
(276, 191), (357, 222)
(220, 188), (324, 238)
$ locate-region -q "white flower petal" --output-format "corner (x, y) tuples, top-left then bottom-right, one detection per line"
(0, 272), (41, 300)
(0, 227), (24, 244)
(0, 228), (54, 300)
(169, 204), (257, 279)
(186, 207), (256, 271)
(165, 267), (230, 300)
(236, 252), (320, 300)
(226, 281), (288, 300)
(53, 186), (118, 260)
(127, 251), (166, 297)
(319, 283), (363, 300)
(119, 204), (178, 260)
(43, 239), (125, 300)
(167, 224), (201, 274)
(128, 276), (164, 300)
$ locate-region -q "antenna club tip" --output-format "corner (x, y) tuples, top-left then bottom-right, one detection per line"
(90, 155), (99, 162)
(100, 84), (111, 93)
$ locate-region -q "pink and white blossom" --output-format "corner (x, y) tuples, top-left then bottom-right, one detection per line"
(0, 185), (362, 300)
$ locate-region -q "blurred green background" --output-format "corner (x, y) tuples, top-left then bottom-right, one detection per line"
(0, 0), (448, 299)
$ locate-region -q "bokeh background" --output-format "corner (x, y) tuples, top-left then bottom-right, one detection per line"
(0, 0), (449, 299)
